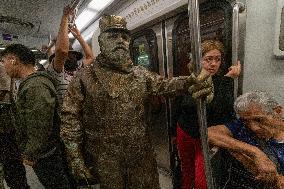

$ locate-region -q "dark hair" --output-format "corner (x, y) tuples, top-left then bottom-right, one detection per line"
(0, 44), (36, 66)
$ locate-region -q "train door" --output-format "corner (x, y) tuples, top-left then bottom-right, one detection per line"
(130, 23), (174, 188)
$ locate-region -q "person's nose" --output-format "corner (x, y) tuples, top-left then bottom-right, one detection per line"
(249, 123), (262, 133)
(117, 33), (124, 43)
(210, 59), (218, 67)
(210, 59), (219, 66)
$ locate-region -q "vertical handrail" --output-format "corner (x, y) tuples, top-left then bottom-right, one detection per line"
(70, 0), (81, 10)
(188, 0), (215, 189)
(232, 2), (245, 100)
(68, 0), (82, 28)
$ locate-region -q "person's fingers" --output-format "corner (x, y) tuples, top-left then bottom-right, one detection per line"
(187, 62), (194, 74)
(188, 83), (205, 93)
(188, 76), (212, 93)
(206, 90), (214, 103)
(189, 73), (197, 83)
(192, 88), (212, 99)
(225, 65), (239, 78)
(196, 68), (210, 83)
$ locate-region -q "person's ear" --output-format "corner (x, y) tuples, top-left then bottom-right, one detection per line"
(273, 105), (283, 117)
(9, 54), (18, 65)
(11, 59), (16, 65)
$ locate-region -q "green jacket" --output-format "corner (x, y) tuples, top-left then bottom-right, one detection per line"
(0, 102), (15, 134)
(16, 71), (60, 162)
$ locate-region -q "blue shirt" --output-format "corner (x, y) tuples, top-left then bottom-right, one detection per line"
(225, 119), (284, 175)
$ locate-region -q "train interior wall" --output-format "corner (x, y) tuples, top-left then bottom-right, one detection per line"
(244, 0), (284, 107)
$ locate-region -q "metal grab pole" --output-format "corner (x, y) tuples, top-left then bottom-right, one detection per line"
(68, 0), (83, 28)
(232, 2), (245, 100)
(70, 0), (81, 10)
(188, 1), (215, 189)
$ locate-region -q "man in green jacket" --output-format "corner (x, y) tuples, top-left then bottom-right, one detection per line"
(0, 62), (29, 189)
(1, 44), (71, 189)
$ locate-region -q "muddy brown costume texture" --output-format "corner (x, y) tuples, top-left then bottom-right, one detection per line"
(61, 53), (201, 189)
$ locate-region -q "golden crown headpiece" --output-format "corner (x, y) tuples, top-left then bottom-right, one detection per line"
(99, 15), (129, 33)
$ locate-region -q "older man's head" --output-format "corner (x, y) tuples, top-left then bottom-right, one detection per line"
(234, 91), (283, 139)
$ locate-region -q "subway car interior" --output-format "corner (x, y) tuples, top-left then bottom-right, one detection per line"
(1, 0), (284, 188)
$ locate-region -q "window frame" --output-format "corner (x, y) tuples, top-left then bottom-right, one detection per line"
(130, 29), (159, 73)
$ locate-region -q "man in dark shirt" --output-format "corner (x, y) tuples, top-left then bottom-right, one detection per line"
(209, 91), (284, 188)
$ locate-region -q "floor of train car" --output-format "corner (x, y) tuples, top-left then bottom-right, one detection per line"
(2, 165), (173, 189)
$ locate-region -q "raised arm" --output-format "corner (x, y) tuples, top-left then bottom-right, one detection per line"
(142, 67), (213, 101)
(69, 24), (95, 66)
(53, 6), (73, 72)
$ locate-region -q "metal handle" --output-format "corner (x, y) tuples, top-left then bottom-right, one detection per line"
(188, 0), (215, 189)
(68, 0), (82, 28)
(70, 0), (81, 10)
(232, 2), (245, 100)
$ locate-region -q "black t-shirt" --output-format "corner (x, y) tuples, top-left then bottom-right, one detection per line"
(171, 75), (235, 138)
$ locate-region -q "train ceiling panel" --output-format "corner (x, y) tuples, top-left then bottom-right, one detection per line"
(0, 0), (71, 38)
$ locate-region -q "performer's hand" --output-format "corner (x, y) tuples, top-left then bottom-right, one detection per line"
(189, 68), (214, 103)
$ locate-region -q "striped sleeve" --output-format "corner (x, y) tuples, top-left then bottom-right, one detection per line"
(47, 62), (72, 105)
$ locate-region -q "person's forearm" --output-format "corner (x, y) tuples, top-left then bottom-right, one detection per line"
(56, 15), (69, 55)
(54, 14), (69, 72)
(263, 174), (284, 189)
(275, 174), (284, 189)
(209, 127), (262, 158)
(76, 35), (94, 65)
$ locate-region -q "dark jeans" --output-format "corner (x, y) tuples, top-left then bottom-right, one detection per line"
(0, 132), (29, 189)
(33, 147), (72, 189)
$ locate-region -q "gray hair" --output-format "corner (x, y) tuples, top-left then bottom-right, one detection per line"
(234, 91), (279, 115)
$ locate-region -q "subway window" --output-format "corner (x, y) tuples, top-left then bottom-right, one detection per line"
(172, 1), (232, 77)
(130, 30), (159, 73)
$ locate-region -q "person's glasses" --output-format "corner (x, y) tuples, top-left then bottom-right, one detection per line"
(202, 56), (222, 63)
